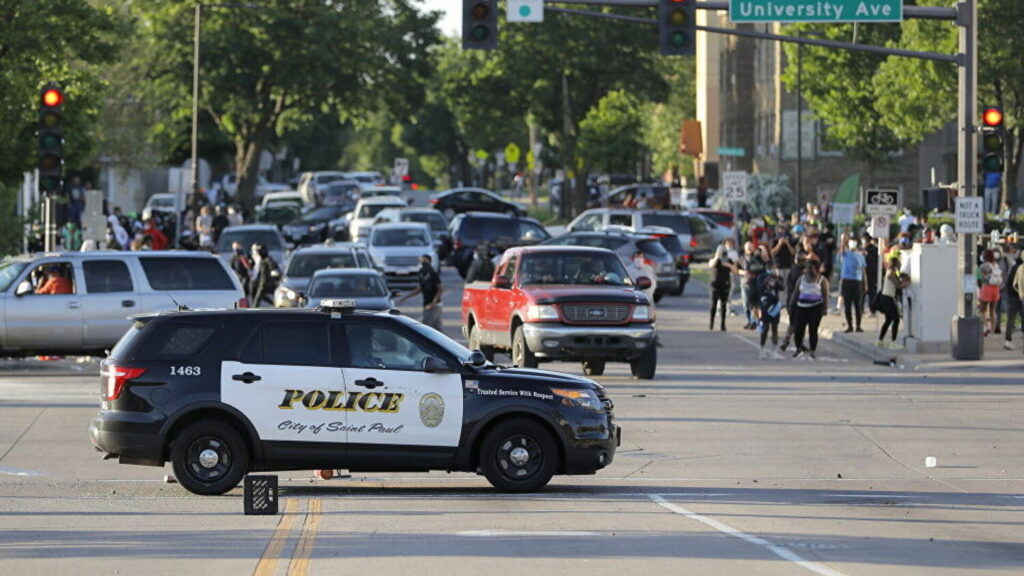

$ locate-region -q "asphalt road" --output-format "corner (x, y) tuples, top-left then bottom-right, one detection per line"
(0, 269), (1022, 575)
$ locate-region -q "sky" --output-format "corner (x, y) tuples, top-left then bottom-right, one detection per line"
(421, 0), (460, 37)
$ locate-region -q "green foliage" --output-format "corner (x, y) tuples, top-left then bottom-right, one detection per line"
(645, 57), (697, 180)
(579, 90), (644, 173)
(0, 183), (25, 257)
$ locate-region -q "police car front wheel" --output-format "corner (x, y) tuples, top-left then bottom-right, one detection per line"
(170, 421), (250, 496)
(480, 418), (557, 493)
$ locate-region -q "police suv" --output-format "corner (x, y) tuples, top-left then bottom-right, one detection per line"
(89, 300), (620, 495)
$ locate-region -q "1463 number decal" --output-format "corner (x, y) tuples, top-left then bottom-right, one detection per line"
(171, 366), (201, 376)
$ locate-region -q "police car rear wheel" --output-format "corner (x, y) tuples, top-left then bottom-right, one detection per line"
(170, 421), (249, 496)
(481, 419), (557, 492)
(512, 326), (538, 369)
(582, 360), (605, 376)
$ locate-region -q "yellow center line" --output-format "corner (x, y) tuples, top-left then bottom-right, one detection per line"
(287, 498), (322, 576)
(253, 498), (299, 576)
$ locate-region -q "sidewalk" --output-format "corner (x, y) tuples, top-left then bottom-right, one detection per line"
(816, 304), (1024, 371)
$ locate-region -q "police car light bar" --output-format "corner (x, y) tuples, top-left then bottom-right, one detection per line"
(319, 299), (357, 311)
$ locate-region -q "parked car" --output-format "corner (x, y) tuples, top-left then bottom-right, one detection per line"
(301, 268), (394, 309)
(349, 197), (408, 241)
(273, 244), (372, 308)
(281, 204), (354, 246)
(142, 193), (177, 222)
(566, 209), (715, 261)
(429, 188), (525, 220)
(296, 171), (349, 206)
(359, 185), (406, 201)
(0, 251), (244, 356)
(447, 213), (550, 278)
(344, 170), (386, 191)
(542, 229), (679, 302)
(220, 174), (290, 200)
(461, 246), (657, 379)
(255, 203), (302, 230)
(695, 211), (735, 246)
(214, 224), (288, 268)
(366, 222), (437, 288)
(636, 226), (690, 297)
(259, 191), (303, 210)
(373, 207), (452, 260)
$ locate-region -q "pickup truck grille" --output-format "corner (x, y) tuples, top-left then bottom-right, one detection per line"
(560, 304), (631, 324)
(385, 255), (420, 267)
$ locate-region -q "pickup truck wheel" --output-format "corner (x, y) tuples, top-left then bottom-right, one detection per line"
(512, 326), (538, 369)
(582, 360), (605, 376)
(469, 325), (495, 361)
(653, 291), (664, 304)
(630, 345), (657, 380)
(170, 420), (249, 496)
(480, 418), (558, 492)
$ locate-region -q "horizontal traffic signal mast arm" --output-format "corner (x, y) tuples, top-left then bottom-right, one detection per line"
(548, 0), (957, 20)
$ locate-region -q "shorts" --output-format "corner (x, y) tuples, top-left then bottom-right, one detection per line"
(980, 284), (1001, 303)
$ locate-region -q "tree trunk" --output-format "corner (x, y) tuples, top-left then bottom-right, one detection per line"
(235, 128), (272, 211)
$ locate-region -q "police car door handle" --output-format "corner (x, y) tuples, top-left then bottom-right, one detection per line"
(232, 372), (261, 384)
(353, 377), (383, 389)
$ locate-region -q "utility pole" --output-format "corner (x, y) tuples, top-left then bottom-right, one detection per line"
(186, 1), (202, 247)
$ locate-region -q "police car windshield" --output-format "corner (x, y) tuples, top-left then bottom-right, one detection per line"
(520, 253), (630, 286)
(0, 261), (27, 292)
(287, 253), (356, 277)
(309, 274), (387, 297)
(407, 322), (473, 363)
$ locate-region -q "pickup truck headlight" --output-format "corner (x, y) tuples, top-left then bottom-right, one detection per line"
(551, 388), (603, 412)
(632, 305), (651, 321)
(526, 304), (559, 321)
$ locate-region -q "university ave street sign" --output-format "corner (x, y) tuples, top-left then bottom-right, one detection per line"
(730, 0), (903, 23)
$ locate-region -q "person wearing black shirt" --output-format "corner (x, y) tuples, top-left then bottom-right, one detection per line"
(398, 255), (444, 331)
(709, 245), (738, 331)
(212, 205), (230, 245)
(862, 235), (879, 315)
(465, 243), (495, 284)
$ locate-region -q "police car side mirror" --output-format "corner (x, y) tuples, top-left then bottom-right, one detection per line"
(467, 350), (487, 367)
(636, 276), (653, 290)
(15, 280), (33, 297)
(422, 357), (452, 374)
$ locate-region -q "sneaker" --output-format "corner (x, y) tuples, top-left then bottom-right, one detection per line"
(779, 340), (789, 352)
(808, 350), (817, 360)
(793, 349), (803, 359)
(844, 327), (853, 334)
(1003, 340), (1014, 350)
(855, 327), (864, 333)
(759, 348), (767, 360)
(875, 340), (885, 347)
(889, 342), (904, 350)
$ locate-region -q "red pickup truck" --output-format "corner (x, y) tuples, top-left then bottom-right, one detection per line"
(461, 246), (657, 379)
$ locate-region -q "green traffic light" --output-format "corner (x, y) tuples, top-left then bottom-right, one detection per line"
(41, 176), (62, 192)
(670, 31), (687, 48)
(41, 133), (61, 150)
(472, 24), (489, 42)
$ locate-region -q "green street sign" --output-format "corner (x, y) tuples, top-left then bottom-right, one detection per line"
(729, 0), (903, 23)
(717, 147), (746, 157)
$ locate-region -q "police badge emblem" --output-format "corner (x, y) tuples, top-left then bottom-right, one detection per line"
(419, 393), (445, 428)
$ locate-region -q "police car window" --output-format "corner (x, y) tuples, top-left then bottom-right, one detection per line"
(262, 323), (329, 366)
(140, 258), (235, 291)
(83, 260), (134, 293)
(343, 324), (434, 372)
(133, 323), (219, 360)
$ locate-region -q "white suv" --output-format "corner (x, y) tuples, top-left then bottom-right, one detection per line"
(349, 197), (408, 241)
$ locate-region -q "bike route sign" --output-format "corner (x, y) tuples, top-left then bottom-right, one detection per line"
(864, 188), (901, 216)
(730, 0), (903, 23)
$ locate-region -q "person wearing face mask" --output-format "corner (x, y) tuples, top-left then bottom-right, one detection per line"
(839, 233), (867, 333)
(398, 255), (444, 331)
(229, 241), (252, 296)
(249, 243), (279, 308)
(789, 257), (829, 359)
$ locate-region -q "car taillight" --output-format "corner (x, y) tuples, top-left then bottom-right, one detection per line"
(429, 198), (439, 205)
(690, 238), (698, 248)
(103, 366), (147, 401)
(237, 297), (249, 308)
(679, 254), (690, 264)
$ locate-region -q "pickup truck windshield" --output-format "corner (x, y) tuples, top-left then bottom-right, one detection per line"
(0, 261), (27, 292)
(520, 253), (631, 286)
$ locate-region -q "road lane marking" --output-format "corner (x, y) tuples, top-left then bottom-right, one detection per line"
(0, 465), (48, 477)
(253, 498), (299, 576)
(287, 498), (321, 576)
(649, 494), (847, 576)
(458, 530), (606, 537)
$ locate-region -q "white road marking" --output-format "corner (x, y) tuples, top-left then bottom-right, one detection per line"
(0, 465), (48, 477)
(649, 494), (848, 576)
(458, 530), (606, 537)
(824, 494), (911, 499)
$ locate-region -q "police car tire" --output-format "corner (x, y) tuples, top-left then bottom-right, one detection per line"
(480, 418), (558, 493)
(170, 420), (249, 496)
(582, 360), (605, 376)
(512, 326), (538, 369)
(630, 346), (657, 380)
(469, 325), (495, 361)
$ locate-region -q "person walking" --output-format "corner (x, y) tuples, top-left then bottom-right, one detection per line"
(739, 241), (760, 329)
(195, 206), (214, 249)
(978, 249), (1002, 337)
(229, 241), (253, 297)
(770, 224), (794, 299)
(839, 234), (867, 333)
(398, 255), (444, 331)
(757, 268), (785, 359)
(249, 243), (279, 308)
(1002, 244), (1023, 350)
(789, 257), (829, 359)
(709, 245), (738, 331)
(876, 257), (909, 347)
(862, 235), (879, 316)
(465, 243), (495, 283)
(778, 253), (809, 352)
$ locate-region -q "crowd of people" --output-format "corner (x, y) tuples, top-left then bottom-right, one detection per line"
(710, 202), (1024, 359)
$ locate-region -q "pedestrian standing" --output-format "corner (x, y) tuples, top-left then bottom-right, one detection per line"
(708, 245), (737, 331)
(757, 268), (785, 359)
(1002, 244), (1023, 350)
(742, 242), (768, 330)
(227, 205), (244, 227)
(862, 235), (879, 316)
(876, 257), (909, 347)
(229, 241), (253, 297)
(739, 241), (759, 329)
(465, 242), (495, 283)
(778, 253), (808, 352)
(789, 257), (829, 359)
(839, 234), (867, 333)
(249, 243), (279, 308)
(143, 218), (169, 250)
(212, 205), (229, 245)
(770, 224), (794, 299)
(398, 255), (444, 331)
(195, 206), (214, 249)
(979, 249), (1002, 337)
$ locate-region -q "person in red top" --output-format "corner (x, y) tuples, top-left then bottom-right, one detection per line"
(143, 218), (169, 250)
(35, 267), (73, 295)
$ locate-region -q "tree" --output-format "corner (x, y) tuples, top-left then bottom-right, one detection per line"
(645, 57), (697, 183)
(875, 0), (1024, 205)
(578, 90), (645, 174)
(138, 0), (440, 207)
(781, 23), (904, 186)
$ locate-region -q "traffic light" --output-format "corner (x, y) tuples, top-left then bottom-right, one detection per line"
(462, 0), (498, 50)
(980, 106), (1005, 173)
(38, 83), (64, 194)
(659, 0), (696, 56)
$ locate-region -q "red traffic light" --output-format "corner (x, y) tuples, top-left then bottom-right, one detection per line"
(42, 88), (63, 107)
(982, 107), (1003, 127)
